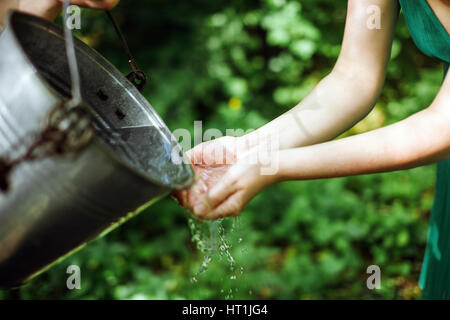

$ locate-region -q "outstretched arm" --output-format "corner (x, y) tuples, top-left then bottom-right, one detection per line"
(198, 72), (450, 219)
(245, 0), (399, 150)
(276, 72), (450, 181)
(180, 0), (401, 216)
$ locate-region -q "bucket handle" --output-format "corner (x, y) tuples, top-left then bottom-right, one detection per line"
(105, 11), (147, 92)
(0, 2), (94, 192)
(63, 2), (148, 101)
(62, 0), (82, 109)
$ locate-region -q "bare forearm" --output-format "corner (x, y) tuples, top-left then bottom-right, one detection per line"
(276, 108), (450, 181)
(244, 0), (398, 151)
(246, 71), (381, 150)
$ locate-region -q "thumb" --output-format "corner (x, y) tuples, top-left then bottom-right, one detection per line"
(193, 173), (237, 217)
(203, 191), (245, 220)
(58, 0), (119, 10)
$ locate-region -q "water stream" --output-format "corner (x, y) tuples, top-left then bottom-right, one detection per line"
(187, 216), (245, 299)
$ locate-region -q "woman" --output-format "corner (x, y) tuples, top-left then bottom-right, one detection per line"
(178, 0), (450, 299)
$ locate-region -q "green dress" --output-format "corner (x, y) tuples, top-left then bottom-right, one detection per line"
(398, 0), (450, 299)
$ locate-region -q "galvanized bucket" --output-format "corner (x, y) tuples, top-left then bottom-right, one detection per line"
(0, 10), (193, 287)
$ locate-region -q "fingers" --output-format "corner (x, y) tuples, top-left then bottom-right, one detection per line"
(171, 188), (188, 207)
(201, 190), (245, 220)
(180, 138), (251, 219)
(192, 182), (234, 217)
(193, 172), (239, 218)
(185, 143), (204, 165)
(58, 0), (119, 10)
(208, 176), (237, 207)
(186, 137), (238, 166)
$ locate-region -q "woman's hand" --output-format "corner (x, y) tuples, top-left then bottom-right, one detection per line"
(173, 136), (246, 213)
(173, 136), (280, 220)
(173, 136), (250, 215)
(56, 0), (120, 10)
(0, 0), (120, 26)
(192, 152), (279, 220)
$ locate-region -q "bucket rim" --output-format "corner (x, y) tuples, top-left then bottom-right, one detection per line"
(4, 10), (194, 191)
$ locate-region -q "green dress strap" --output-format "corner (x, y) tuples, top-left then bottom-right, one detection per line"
(398, 0), (450, 299)
(398, 0), (450, 63)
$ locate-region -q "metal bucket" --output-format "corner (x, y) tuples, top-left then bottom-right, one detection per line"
(0, 11), (193, 287)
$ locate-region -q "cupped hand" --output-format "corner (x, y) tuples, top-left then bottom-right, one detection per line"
(57, 0), (120, 10)
(173, 136), (249, 215)
(193, 151), (278, 220)
(174, 136), (280, 220)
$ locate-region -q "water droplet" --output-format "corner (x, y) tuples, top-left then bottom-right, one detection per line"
(188, 218), (241, 298)
(225, 288), (234, 300)
(238, 237), (243, 243)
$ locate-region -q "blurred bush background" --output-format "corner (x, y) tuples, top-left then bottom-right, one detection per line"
(0, 0), (446, 300)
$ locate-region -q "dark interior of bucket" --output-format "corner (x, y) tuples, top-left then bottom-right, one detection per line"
(11, 13), (193, 189)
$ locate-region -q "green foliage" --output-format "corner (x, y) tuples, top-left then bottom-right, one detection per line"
(0, 0), (445, 300)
